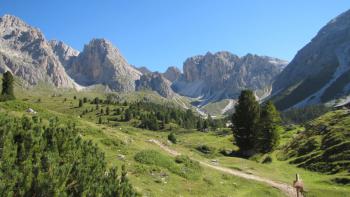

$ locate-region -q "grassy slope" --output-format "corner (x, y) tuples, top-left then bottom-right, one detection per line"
(0, 86), (283, 197)
(1, 82), (349, 196)
(169, 130), (350, 197)
(281, 110), (350, 180)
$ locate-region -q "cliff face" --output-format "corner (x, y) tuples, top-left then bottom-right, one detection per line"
(272, 9), (350, 110)
(163, 66), (181, 82)
(0, 15), (76, 88)
(136, 72), (175, 98)
(49, 40), (79, 69)
(173, 51), (287, 101)
(68, 39), (142, 92)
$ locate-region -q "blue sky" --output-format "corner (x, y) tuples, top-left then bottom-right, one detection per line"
(1, 0), (350, 72)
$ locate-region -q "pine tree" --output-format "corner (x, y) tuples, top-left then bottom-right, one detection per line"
(168, 132), (177, 144)
(256, 101), (281, 153)
(231, 90), (260, 155)
(1, 71), (15, 101)
(124, 109), (132, 121)
(106, 106), (110, 115)
(78, 99), (83, 107)
(196, 120), (203, 131)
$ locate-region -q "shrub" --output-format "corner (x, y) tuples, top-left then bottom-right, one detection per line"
(0, 114), (137, 196)
(262, 155), (272, 164)
(168, 132), (177, 144)
(196, 145), (216, 155)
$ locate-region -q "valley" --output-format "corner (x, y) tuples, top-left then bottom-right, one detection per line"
(1, 4), (350, 197)
(1, 82), (349, 196)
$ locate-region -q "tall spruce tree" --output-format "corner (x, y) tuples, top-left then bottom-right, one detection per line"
(1, 71), (15, 101)
(231, 90), (260, 155)
(256, 101), (281, 153)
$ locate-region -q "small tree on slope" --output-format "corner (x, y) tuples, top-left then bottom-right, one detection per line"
(1, 71), (15, 101)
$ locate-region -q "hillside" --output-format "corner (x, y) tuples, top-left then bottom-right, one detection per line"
(272, 9), (350, 110)
(280, 109), (350, 184)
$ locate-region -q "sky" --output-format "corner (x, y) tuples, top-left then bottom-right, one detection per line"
(1, 0), (350, 72)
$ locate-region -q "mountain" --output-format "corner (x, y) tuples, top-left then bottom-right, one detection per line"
(272, 9), (350, 110)
(0, 14), (287, 111)
(163, 66), (181, 82)
(135, 72), (175, 98)
(67, 39), (142, 92)
(0, 14), (76, 88)
(172, 51), (287, 104)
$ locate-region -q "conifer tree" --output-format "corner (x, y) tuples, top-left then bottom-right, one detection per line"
(231, 90), (260, 155)
(256, 101), (281, 153)
(1, 71), (15, 101)
(106, 106), (110, 115)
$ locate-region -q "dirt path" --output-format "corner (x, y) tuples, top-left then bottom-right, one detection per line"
(148, 139), (300, 197)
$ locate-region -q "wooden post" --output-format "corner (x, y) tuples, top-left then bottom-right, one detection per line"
(295, 174), (300, 197)
(293, 173), (303, 197)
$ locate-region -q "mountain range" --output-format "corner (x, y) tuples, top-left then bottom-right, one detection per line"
(1, 10), (350, 114)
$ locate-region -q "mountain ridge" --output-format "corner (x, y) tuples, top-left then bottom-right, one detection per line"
(272, 9), (350, 110)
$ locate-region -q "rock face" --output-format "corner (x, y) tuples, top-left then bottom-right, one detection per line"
(136, 72), (174, 98)
(49, 40), (79, 69)
(172, 51), (287, 101)
(136, 66), (152, 75)
(0, 15), (76, 88)
(163, 66), (181, 82)
(272, 9), (350, 110)
(68, 39), (142, 92)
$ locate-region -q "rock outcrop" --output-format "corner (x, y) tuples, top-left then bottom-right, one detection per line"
(136, 66), (152, 75)
(272, 9), (350, 110)
(0, 14), (76, 88)
(49, 40), (79, 69)
(68, 39), (142, 92)
(172, 51), (287, 101)
(163, 66), (181, 82)
(136, 72), (174, 98)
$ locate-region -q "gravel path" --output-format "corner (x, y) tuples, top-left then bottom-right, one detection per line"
(148, 139), (301, 197)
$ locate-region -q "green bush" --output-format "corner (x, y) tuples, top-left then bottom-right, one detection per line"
(196, 145), (216, 155)
(262, 155), (272, 164)
(168, 132), (177, 144)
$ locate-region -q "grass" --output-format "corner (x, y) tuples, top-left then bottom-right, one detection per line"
(169, 129), (350, 197)
(134, 150), (202, 180)
(281, 110), (350, 181)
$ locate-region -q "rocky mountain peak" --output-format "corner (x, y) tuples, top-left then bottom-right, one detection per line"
(174, 51), (287, 101)
(0, 14), (75, 88)
(49, 40), (79, 68)
(0, 14), (28, 30)
(163, 66), (181, 82)
(68, 38), (141, 91)
(136, 66), (152, 75)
